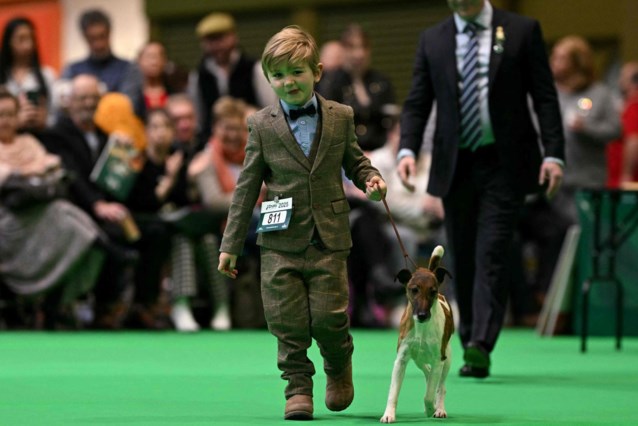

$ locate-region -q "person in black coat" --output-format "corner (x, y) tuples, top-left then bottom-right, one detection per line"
(397, 0), (565, 378)
(41, 74), (136, 329)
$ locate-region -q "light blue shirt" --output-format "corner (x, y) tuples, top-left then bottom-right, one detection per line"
(281, 95), (319, 157)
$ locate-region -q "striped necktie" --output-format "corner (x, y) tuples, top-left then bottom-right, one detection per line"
(459, 22), (483, 151)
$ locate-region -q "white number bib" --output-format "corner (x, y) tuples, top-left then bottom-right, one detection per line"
(256, 197), (293, 233)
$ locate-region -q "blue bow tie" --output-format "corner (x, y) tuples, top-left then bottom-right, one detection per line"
(288, 104), (317, 120)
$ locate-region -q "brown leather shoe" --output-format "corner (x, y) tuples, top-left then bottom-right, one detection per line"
(325, 364), (354, 411)
(284, 394), (313, 420)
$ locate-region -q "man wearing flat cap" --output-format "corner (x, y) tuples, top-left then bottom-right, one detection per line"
(188, 12), (275, 143)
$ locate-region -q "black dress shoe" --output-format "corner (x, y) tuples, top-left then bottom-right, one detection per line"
(459, 364), (489, 378)
(464, 343), (490, 367)
(460, 343), (491, 378)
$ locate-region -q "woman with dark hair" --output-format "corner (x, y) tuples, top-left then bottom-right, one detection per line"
(0, 17), (56, 130)
(136, 41), (187, 113)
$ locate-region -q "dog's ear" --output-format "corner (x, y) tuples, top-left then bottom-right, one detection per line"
(434, 267), (452, 284)
(395, 269), (412, 286)
(428, 245), (445, 271)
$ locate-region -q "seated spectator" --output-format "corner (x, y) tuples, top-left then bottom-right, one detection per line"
(165, 93), (230, 331)
(40, 74), (138, 329)
(0, 17), (56, 130)
(317, 23), (398, 152)
(121, 108), (179, 329)
(59, 9), (143, 117)
(93, 93), (178, 329)
(188, 96), (264, 330)
(0, 88), (103, 329)
(189, 96), (248, 212)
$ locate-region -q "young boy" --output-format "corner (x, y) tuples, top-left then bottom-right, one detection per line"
(218, 26), (387, 420)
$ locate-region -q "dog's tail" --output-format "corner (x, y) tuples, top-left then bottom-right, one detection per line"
(428, 245), (445, 271)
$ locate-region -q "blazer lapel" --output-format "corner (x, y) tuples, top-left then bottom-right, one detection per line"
(488, 9), (506, 91)
(441, 18), (460, 99)
(269, 104), (312, 170)
(311, 95), (334, 171)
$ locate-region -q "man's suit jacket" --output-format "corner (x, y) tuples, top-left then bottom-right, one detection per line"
(220, 94), (381, 255)
(41, 116), (110, 215)
(400, 8), (564, 197)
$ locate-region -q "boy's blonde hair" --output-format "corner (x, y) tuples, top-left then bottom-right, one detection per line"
(261, 25), (320, 78)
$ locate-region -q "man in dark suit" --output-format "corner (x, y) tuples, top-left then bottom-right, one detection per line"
(397, 0), (565, 378)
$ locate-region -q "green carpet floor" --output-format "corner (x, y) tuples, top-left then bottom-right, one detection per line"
(0, 329), (636, 425)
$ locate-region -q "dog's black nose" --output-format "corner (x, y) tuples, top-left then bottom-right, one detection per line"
(416, 312), (430, 322)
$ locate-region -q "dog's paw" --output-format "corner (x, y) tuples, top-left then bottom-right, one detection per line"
(433, 408), (448, 418)
(424, 401), (435, 417)
(380, 410), (396, 423)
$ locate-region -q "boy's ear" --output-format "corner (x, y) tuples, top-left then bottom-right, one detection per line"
(314, 63), (324, 83)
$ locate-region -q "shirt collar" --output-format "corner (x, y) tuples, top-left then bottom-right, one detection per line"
(205, 48), (240, 72)
(453, 1), (493, 33)
(280, 94), (318, 117)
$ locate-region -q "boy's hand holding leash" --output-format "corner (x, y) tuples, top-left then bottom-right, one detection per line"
(218, 252), (238, 279)
(366, 176), (387, 201)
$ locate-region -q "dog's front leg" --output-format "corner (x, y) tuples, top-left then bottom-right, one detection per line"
(433, 357), (451, 418)
(380, 347), (409, 423)
(423, 362), (444, 417)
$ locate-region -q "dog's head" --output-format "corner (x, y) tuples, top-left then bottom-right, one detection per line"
(397, 245), (451, 323)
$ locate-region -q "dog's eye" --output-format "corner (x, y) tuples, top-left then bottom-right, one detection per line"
(410, 287), (418, 295)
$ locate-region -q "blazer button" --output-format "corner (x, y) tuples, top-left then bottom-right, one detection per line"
(311, 175), (318, 181)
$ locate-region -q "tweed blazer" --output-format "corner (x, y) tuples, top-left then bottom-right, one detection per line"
(220, 94), (381, 254)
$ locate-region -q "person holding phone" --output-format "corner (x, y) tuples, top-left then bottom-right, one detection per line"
(0, 17), (56, 131)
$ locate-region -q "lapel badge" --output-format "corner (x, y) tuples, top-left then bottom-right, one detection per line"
(493, 26), (505, 53)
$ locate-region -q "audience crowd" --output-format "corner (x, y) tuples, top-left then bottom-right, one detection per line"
(1, 8), (637, 332)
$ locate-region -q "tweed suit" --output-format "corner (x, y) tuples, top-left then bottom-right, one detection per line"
(220, 94), (381, 398)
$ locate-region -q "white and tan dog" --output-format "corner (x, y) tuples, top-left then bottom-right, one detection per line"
(380, 245), (454, 423)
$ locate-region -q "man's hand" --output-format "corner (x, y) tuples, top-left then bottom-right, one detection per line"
(397, 156), (416, 192)
(218, 252), (238, 279)
(93, 200), (129, 223)
(366, 175), (387, 201)
(539, 161), (563, 199)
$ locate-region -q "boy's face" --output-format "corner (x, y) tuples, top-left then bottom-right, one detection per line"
(266, 60), (322, 107)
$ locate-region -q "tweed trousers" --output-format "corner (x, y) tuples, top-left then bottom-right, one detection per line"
(260, 244), (353, 399)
